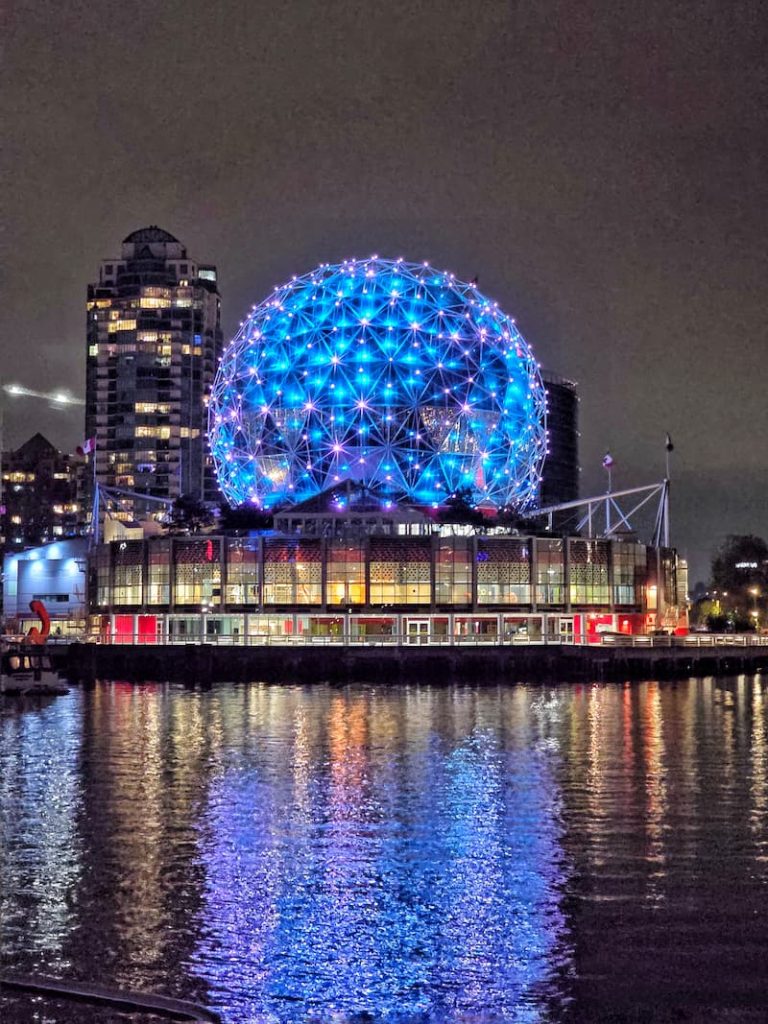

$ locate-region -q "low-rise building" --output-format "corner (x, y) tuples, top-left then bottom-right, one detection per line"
(3, 537), (88, 636)
(88, 523), (683, 644)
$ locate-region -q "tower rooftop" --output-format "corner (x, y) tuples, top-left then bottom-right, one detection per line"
(122, 226), (179, 244)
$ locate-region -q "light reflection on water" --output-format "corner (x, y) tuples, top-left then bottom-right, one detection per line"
(193, 689), (569, 1022)
(1, 678), (767, 1023)
(0, 696), (82, 973)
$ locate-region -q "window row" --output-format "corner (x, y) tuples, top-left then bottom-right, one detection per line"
(95, 537), (662, 610)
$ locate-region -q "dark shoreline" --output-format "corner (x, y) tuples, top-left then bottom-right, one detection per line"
(61, 642), (768, 685)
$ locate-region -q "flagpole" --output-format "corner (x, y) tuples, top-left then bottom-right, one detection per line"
(664, 433), (673, 548)
(606, 465), (611, 533)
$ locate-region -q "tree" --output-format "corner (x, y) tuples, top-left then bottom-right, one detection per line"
(711, 534), (768, 591)
(437, 488), (486, 528)
(709, 534), (767, 630)
(218, 503), (273, 532)
(166, 494), (215, 534)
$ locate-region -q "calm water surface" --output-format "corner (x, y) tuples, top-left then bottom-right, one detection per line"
(1, 678), (767, 1023)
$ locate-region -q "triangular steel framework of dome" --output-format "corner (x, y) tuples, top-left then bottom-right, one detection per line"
(208, 257), (548, 511)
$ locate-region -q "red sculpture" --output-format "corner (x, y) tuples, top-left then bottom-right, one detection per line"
(26, 600), (51, 645)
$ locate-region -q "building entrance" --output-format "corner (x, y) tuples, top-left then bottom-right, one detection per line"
(406, 619), (430, 645)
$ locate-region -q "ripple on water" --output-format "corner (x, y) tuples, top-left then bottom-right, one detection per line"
(1, 677), (767, 1023)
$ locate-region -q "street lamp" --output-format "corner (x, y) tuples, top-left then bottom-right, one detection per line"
(749, 587), (760, 628)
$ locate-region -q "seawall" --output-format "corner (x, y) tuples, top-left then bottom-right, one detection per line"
(62, 642), (768, 685)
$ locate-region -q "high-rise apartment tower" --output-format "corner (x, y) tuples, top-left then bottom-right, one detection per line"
(540, 372), (580, 508)
(85, 227), (222, 518)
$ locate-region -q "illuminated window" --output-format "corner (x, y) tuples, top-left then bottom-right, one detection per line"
(10, 515), (21, 525)
(180, 427), (200, 438)
(435, 539), (472, 604)
(147, 540), (170, 604)
(569, 540), (610, 606)
(369, 537), (431, 605)
(135, 426), (171, 439)
(536, 539), (565, 604)
(89, 344), (99, 356)
(612, 542), (647, 605)
(173, 540), (221, 605)
(477, 539), (531, 605)
(135, 402), (171, 414)
(226, 539), (259, 604)
(326, 542), (366, 605)
(114, 541), (144, 605)
(107, 319), (137, 333)
(263, 540), (322, 605)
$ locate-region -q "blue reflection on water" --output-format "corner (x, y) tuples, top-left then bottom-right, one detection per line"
(192, 692), (570, 1023)
(0, 694), (83, 971)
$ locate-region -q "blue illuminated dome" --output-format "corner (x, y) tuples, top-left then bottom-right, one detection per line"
(209, 258), (547, 510)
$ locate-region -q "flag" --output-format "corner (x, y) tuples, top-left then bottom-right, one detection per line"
(77, 437), (96, 456)
(602, 451), (614, 469)
(665, 433), (674, 452)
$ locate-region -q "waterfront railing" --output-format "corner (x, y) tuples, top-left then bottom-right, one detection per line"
(54, 632), (768, 649)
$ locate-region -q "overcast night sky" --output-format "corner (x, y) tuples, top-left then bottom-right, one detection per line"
(1, 0), (766, 580)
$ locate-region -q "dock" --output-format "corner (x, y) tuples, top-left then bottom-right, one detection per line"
(60, 637), (768, 685)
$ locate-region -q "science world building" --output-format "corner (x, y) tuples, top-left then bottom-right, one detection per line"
(208, 258), (548, 511)
(77, 257), (687, 645)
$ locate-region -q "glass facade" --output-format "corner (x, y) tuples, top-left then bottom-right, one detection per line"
(435, 538), (472, 606)
(173, 539), (221, 606)
(93, 533), (669, 618)
(535, 539), (565, 605)
(225, 538), (259, 605)
(263, 539), (323, 606)
(613, 542), (647, 605)
(113, 540), (143, 605)
(147, 539), (170, 605)
(369, 538), (431, 605)
(569, 539), (610, 606)
(477, 538), (531, 605)
(326, 542), (365, 606)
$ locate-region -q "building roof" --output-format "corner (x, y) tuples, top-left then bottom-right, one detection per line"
(11, 432), (60, 458)
(122, 226), (179, 244)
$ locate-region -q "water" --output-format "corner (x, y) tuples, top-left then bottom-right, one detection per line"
(1, 678), (767, 1023)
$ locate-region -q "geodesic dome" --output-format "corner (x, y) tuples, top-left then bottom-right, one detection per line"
(208, 257), (547, 510)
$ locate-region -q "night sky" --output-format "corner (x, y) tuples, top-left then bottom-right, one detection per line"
(2, 0), (765, 581)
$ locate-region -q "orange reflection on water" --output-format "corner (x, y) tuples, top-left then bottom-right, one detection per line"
(750, 679), (767, 843)
(642, 682), (668, 899)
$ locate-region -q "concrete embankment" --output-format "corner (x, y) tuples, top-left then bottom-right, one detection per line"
(62, 642), (768, 685)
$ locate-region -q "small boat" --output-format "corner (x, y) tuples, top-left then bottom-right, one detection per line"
(0, 644), (70, 697)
